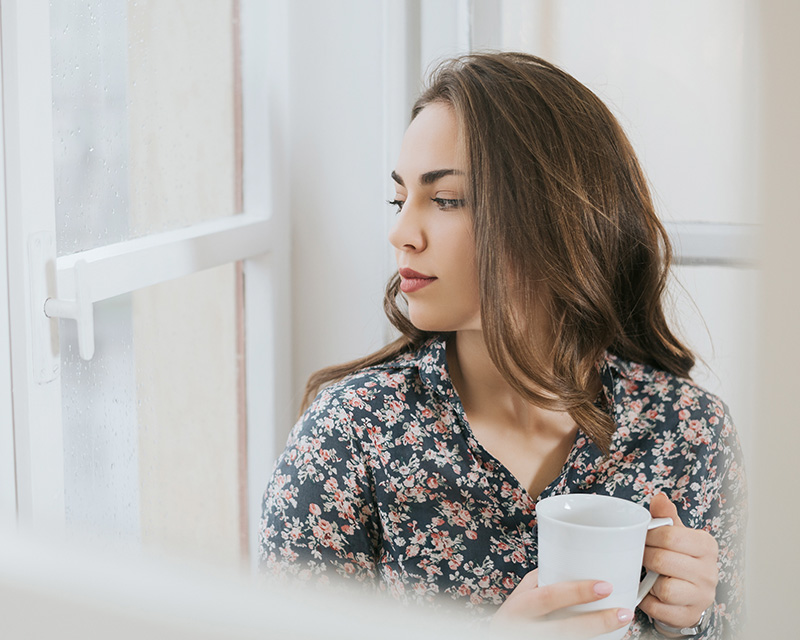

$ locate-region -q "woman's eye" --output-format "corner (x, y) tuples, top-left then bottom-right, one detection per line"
(431, 197), (464, 210)
(387, 199), (405, 213)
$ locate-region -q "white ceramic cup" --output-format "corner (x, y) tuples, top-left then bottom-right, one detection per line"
(536, 493), (673, 640)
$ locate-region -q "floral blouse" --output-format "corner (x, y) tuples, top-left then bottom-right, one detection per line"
(259, 335), (746, 639)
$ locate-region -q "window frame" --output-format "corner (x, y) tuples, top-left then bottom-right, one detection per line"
(0, 0), (290, 565)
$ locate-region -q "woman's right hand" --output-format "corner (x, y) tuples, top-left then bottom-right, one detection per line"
(492, 569), (634, 639)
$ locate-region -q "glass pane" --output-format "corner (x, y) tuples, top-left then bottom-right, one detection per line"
(51, 0), (240, 257)
(53, 0), (245, 567)
(60, 264), (243, 565)
(60, 294), (140, 540)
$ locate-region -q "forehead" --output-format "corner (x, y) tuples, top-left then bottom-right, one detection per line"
(395, 102), (464, 178)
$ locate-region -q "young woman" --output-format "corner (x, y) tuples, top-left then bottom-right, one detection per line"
(259, 53), (746, 639)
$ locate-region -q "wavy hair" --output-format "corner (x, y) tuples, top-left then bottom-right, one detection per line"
(302, 52), (694, 452)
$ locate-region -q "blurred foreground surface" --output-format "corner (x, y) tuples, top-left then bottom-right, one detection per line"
(0, 527), (497, 640)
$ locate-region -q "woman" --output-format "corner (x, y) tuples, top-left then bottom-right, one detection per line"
(259, 53), (746, 639)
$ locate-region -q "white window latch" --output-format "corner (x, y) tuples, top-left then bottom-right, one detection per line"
(29, 232), (96, 386)
(43, 259), (95, 361)
(28, 215), (272, 382)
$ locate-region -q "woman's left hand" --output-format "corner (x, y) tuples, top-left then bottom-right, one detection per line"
(639, 493), (718, 632)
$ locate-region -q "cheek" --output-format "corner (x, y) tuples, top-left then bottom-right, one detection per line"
(456, 240), (479, 287)
(454, 245), (481, 317)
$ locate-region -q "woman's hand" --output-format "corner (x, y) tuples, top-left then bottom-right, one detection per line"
(639, 493), (718, 633)
(493, 569), (634, 639)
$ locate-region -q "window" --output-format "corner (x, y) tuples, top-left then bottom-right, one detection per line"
(2, 0), (288, 568)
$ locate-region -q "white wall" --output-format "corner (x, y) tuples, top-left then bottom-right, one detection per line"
(286, 0), (393, 440)
(749, 1), (800, 636)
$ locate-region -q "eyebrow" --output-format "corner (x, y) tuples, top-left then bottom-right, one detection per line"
(391, 169), (464, 187)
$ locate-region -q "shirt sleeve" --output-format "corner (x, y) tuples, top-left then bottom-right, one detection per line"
(258, 389), (381, 587)
(695, 408), (748, 640)
(644, 404), (747, 640)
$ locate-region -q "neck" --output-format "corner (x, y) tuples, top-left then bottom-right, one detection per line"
(446, 330), (576, 438)
(447, 330), (511, 406)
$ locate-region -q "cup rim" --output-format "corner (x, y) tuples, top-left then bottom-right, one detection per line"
(536, 493), (651, 530)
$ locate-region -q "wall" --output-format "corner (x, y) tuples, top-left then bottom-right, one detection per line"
(286, 0), (393, 438)
(749, 1), (799, 636)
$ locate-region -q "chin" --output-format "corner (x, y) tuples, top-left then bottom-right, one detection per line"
(407, 310), (479, 334)
(408, 312), (449, 333)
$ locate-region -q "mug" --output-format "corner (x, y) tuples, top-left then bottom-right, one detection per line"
(536, 493), (672, 640)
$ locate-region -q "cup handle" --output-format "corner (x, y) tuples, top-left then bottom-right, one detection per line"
(635, 517), (674, 605)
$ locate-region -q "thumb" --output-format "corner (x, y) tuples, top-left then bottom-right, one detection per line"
(517, 568), (539, 590)
(649, 492), (684, 527)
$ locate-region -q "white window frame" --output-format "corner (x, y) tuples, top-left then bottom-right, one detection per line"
(1, 0), (290, 564)
(0, 26), (16, 525)
(2, 0), (65, 531)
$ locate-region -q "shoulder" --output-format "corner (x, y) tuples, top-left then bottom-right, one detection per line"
(603, 353), (739, 456)
(605, 353), (728, 419)
(599, 354), (746, 523)
(294, 336), (448, 440)
(309, 350), (422, 414)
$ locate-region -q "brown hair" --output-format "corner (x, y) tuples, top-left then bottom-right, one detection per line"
(302, 52), (694, 452)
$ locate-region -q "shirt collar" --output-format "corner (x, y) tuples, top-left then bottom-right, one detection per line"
(410, 335), (648, 416)
(600, 350), (648, 382)
(411, 335), (638, 395)
(410, 336), (636, 456)
(413, 334), (455, 395)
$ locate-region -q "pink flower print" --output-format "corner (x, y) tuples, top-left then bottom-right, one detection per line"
(510, 549), (526, 564)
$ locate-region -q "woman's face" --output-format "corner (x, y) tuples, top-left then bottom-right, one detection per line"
(389, 102), (481, 333)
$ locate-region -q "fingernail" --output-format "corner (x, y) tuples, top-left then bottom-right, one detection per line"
(593, 581), (613, 596)
(617, 608), (634, 623)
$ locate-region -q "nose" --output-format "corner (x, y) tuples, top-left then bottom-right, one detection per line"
(388, 198), (426, 253)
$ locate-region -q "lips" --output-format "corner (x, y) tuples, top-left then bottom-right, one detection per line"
(399, 268), (437, 293)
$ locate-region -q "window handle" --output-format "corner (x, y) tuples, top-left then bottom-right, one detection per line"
(43, 260), (95, 361)
(29, 215), (271, 374)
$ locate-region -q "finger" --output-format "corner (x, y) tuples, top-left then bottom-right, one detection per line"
(646, 526), (719, 559)
(638, 594), (705, 630)
(643, 546), (710, 584)
(523, 579), (617, 617)
(648, 575), (697, 607)
(538, 607), (635, 640)
(649, 493), (685, 527)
